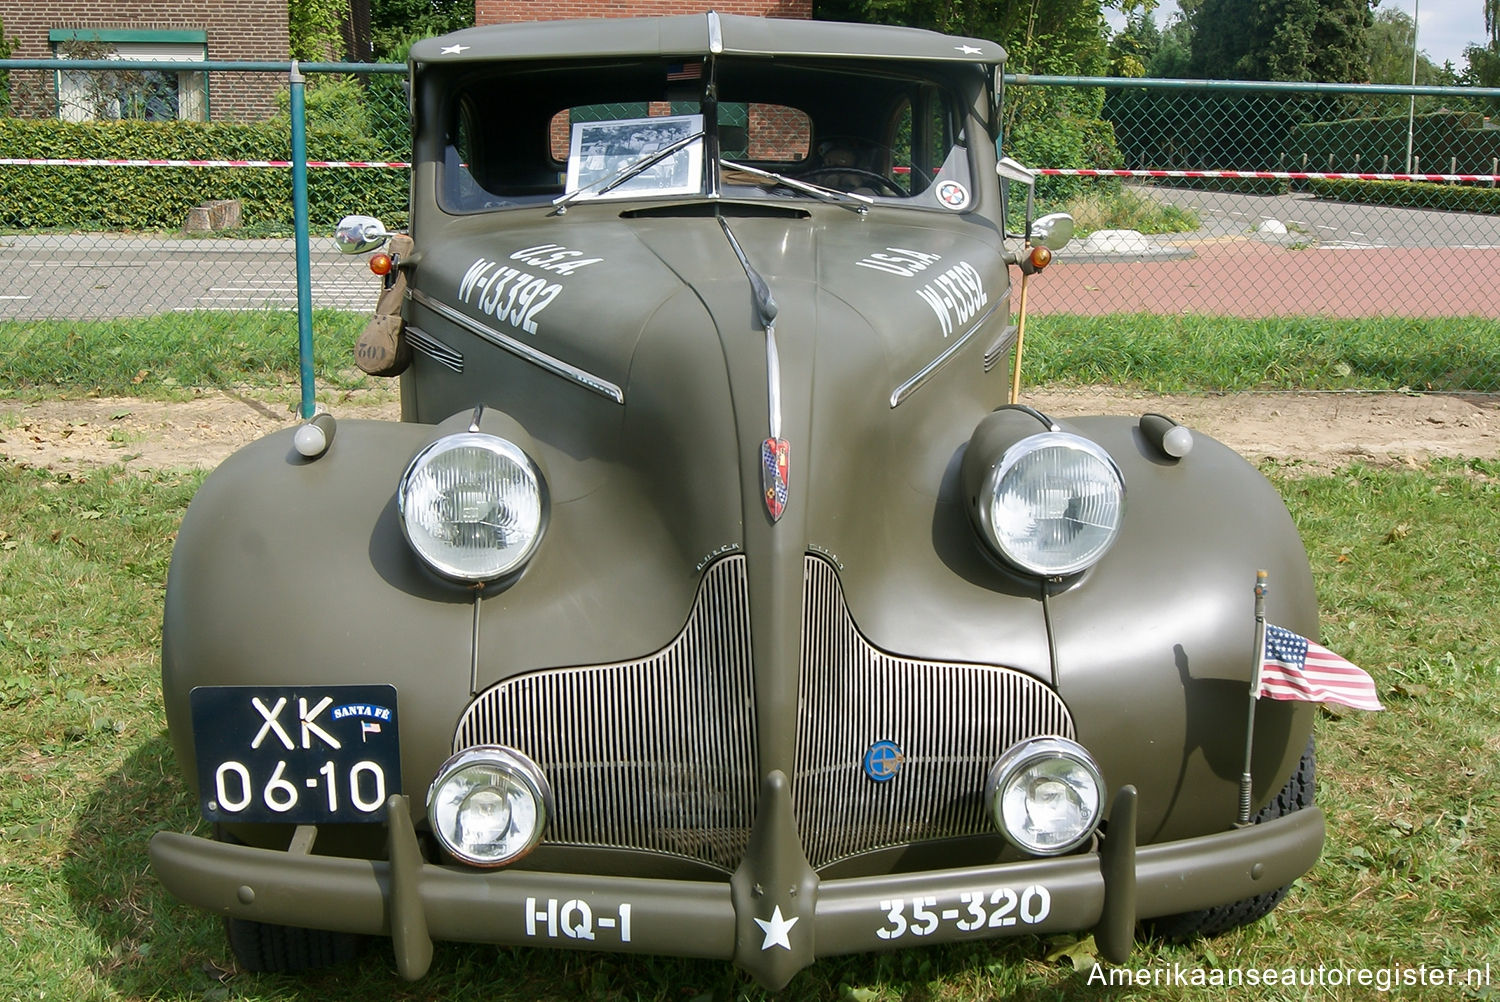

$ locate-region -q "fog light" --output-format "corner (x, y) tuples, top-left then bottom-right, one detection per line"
(985, 737), (1103, 855)
(427, 747), (552, 867)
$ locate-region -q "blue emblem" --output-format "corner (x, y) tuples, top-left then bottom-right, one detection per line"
(863, 740), (905, 782)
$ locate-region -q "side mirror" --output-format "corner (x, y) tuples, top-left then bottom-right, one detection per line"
(335, 215), (393, 254)
(1030, 212), (1074, 252)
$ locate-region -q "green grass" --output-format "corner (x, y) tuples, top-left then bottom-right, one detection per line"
(1027, 313), (1500, 393)
(3, 453), (1499, 1000)
(0, 311), (368, 398)
(6, 311), (1500, 398)
(1061, 186), (1200, 237)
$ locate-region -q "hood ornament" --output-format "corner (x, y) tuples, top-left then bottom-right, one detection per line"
(761, 437), (789, 521)
(719, 218), (790, 522)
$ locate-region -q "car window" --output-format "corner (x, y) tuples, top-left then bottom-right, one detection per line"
(438, 59), (971, 213)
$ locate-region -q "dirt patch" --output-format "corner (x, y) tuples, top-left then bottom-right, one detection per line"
(0, 388), (400, 475)
(2, 386), (1496, 476)
(1029, 388), (1500, 473)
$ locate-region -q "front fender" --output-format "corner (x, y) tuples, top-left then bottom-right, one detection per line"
(161, 412), (718, 826)
(1049, 415), (1318, 844)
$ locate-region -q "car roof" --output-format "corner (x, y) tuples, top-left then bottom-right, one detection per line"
(409, 12), (1004, 69)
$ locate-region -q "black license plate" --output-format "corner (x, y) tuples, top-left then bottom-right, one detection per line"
(190, 684), (401, 824)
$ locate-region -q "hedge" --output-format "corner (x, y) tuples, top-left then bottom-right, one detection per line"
(1292, 110), (1500, 177)
(0, 117), (408, 232)
(1308, 177), (1500, 214)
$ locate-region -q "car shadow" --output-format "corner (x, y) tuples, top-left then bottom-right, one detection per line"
(67, 734), (1144, 1000)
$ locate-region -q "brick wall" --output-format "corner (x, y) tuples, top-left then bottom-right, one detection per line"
(1, 0), (289, 121)
(477, 0), (811, 26)
(493, 0), (811, 163)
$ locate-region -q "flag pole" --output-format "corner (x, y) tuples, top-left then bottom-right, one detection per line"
(1236, 570), (1269, 828)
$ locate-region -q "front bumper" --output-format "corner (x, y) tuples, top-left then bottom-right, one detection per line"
(149, 777), (1325, 989)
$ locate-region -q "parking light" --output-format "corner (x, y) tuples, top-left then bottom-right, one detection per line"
(985, 737), (1104, 855)
(427, 747), (553, 867)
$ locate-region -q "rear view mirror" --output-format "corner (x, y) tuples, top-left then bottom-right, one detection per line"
(335, 215), (393, 254)
(1030, 212), (1074, 252)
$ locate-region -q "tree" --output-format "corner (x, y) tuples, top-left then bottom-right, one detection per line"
(1147, 12), (1194, 76)
(1109, 10), (1162, 77)
(290, 0), (352, 60)
(1356, 7), (1452, 115)
(814, 0), (1124, 203)
(0, 17), (15, 115)
(370, 0), (474, 56)
(1188, 0), (1372, 82)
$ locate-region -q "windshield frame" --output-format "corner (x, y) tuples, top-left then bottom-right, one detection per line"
(428, 54), (980, 218)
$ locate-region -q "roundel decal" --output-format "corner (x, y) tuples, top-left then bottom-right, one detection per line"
(863, 740), (906, 782)
(935, 180), (971, 211)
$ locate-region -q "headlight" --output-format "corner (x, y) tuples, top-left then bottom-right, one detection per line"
(426, 746), (552, 867)
(976, 431), (1123, 576)
(985, 737), (1104, 855)
(399, 432), (545, 582)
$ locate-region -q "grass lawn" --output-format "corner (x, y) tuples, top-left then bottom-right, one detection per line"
(2, 452), (1497, 1001)
(2, 311), (1498, 999)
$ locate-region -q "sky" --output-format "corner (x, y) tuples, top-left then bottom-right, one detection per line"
(1107, 0), (1493, 71)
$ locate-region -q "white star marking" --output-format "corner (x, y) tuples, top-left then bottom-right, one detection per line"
(440, 44), (469, 54)
(755, 905), (799, 951)
(955, 45), (982, 55)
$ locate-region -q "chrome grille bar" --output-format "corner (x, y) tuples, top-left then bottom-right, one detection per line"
(795, 555), (1075, 868)
(456, 556), (756, 871)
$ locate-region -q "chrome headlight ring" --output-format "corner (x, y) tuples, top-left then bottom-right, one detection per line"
(398, 432), (547, 583)
(976, 431), (1124, 577)
(985, 737), (1105, 856)
(426, 746), (553, 867)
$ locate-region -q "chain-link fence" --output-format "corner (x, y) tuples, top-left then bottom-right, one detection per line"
(1, 62), (1498, 391)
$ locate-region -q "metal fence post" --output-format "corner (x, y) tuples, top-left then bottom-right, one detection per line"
(289, 59), (316, 420)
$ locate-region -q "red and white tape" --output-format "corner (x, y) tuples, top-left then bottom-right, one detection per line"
(0, 160), (1493, 183)
(0, 157), (411, 168)
(1041, 167), (1500, 184)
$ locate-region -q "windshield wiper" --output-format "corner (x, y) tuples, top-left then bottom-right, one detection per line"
(551, 130), (706, 215)
(719, 158), (872, 214)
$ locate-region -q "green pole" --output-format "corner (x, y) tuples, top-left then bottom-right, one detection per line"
(290, 60), (316, 420)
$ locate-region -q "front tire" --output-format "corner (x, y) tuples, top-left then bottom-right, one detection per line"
(1147, 736), (1316, 942)
(214, 826), (362, 973)
(224, 915), (361, 973)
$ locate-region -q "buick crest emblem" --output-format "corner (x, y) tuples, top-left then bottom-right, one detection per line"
(761, 437), (790, 522)
(863, 740), (905, 782)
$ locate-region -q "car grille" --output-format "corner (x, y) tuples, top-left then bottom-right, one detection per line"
(456, 554), (1074, 871)
(455, 555), (757, 871)
(794, 555), (1074, 868)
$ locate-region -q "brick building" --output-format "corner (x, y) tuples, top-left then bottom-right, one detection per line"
(0, 0), (290, 121)
(476, 0), (814, 162)
(475, 0), (811, 27)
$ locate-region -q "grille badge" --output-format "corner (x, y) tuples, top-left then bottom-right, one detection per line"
(862, 741), (905, 782)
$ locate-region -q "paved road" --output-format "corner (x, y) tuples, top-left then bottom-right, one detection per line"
(1137, 185), (1500, 249)
(0, 234), (380, 320)
(1037, 186), (1500, 317)
(3, 191), (1498, 321)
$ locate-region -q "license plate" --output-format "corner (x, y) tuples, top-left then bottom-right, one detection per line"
(190, 684), (401, 824)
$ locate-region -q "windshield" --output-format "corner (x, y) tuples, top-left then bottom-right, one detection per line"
(438, 56), (974, 214)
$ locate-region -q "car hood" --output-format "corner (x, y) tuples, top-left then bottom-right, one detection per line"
(407, 204), (1044, 683)
(411, 206), (1007, 407)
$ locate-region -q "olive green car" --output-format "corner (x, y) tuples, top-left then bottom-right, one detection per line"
(150, 13), (1329, 989)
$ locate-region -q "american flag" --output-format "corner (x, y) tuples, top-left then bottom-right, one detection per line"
(1256, 623), (1383, 711)
(667, 62), (703, 81)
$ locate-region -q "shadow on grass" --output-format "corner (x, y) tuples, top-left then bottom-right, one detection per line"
(62, 734), (1115, 1001)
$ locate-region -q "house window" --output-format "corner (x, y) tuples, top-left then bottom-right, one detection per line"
(50, 29), (208, 122)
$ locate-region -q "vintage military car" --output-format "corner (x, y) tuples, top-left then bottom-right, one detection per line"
(150, 13), (1330, 989)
